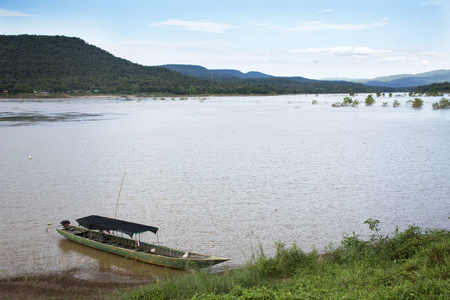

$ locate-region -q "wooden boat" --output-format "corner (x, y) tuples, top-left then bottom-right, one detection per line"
(56, 215), (229, 270)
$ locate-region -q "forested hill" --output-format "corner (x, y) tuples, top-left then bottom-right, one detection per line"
(0, 35), (201, 94)
(415, 81), (450, 94)
(1, 35), (394, 95)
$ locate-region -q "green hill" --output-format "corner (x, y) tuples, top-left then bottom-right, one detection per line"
(0, 34), (202, 94)
(1, 35), (395, 95)
(415, 81), (450, 94)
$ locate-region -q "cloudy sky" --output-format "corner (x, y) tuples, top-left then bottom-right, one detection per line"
(1, 0), (449, 79)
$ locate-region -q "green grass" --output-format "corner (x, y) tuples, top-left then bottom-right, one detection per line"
(113, 220), (449, 300)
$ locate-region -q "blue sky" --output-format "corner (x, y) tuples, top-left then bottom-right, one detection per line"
(1, 0), (449, 79)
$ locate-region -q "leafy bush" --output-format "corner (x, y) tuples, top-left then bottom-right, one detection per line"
(365, 94), (376, 106)
(432, 97), (450, 109)
(332, 97), (359, 107)
(253, 242), (317, 278)
(406, 98), (424, 108)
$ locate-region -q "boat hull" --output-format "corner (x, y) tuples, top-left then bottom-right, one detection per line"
(56, 227), (228, 270)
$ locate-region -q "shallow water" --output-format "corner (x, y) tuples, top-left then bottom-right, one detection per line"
(0, 94), (449, 278)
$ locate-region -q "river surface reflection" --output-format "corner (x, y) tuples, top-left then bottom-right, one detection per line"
(0, 94), (449, 278)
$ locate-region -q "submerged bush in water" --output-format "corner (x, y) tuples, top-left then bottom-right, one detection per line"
(432, 97), (450, 109)
(406, 98), (424, 108)
(365, 95), (376, 106)
(332, 97), (359, 107)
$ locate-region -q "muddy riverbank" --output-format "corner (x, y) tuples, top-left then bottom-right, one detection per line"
(0, 268), (155, 299)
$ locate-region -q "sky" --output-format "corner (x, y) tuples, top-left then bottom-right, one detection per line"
(1, 0), (449, 79)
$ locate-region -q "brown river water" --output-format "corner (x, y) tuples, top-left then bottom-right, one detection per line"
(1, 95), (449, 279)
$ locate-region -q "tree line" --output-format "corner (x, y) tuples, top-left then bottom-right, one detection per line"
(414, 81), (450, 95)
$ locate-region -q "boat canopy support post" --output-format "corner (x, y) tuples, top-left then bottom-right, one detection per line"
(115, 172), (127, 219)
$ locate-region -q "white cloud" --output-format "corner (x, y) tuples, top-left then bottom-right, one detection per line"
(414, 60), (431, 67)
(378, 56), (430, 67)
(317, 9), (334, 13)
(379, 56), (410, 62)
(150, 19), (236, 33)
(291, 20), (387, 31)
(420, 51), (440, 56)
(115, 40), (238, 51)
(0, 9), (35, 17)
(420, 1), (440, 5)
(252, 20), (387, 32)
(290, 47), (391, 57)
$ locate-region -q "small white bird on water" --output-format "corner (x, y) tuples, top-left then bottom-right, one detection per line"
(29, 155), (32, 160)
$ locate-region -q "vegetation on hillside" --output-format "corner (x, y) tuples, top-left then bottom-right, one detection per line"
(0, 35), (202, 95)
(114, 220), (449, 299)
(1, 35), (396, 96)
(415, 81), (450, 95)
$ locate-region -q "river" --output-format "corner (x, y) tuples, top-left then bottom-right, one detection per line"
(0, 94), (449, 279)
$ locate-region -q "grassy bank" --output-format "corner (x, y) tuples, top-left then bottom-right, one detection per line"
(114, 219), (449, 300)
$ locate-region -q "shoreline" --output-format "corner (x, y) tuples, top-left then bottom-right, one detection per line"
(0, 267), (156, 299)
(0, 91), (366, 100)
(0, 93), (278, 100)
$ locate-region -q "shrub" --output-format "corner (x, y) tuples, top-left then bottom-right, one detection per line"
(432, 97), (450, 109)
(406, 98), (423, 108)
(254, 242), (317, 278)
(365, 95), (376, 106)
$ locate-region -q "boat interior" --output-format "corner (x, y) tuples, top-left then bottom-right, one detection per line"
(65, 227), (203, 259)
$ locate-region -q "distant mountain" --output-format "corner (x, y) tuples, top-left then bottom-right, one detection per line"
(162, 64), (378, 86)
(162, 64), (426, 90)
(161, 64), (395, 93)
(161, 64), (273, 79)
(326, 70), (450, 88)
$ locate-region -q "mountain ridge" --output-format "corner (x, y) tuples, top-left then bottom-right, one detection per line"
(323, 69), (450, 88)
(161, 64), (274, 79)
(162, 64), (449, 88)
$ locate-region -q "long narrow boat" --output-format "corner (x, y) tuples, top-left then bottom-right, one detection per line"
(56, 215), (229, 270)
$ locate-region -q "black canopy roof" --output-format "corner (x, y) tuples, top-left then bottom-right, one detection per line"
(76, 215), (159, 237)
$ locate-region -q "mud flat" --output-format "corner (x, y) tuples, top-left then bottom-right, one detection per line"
(0, 268), (154, 299)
